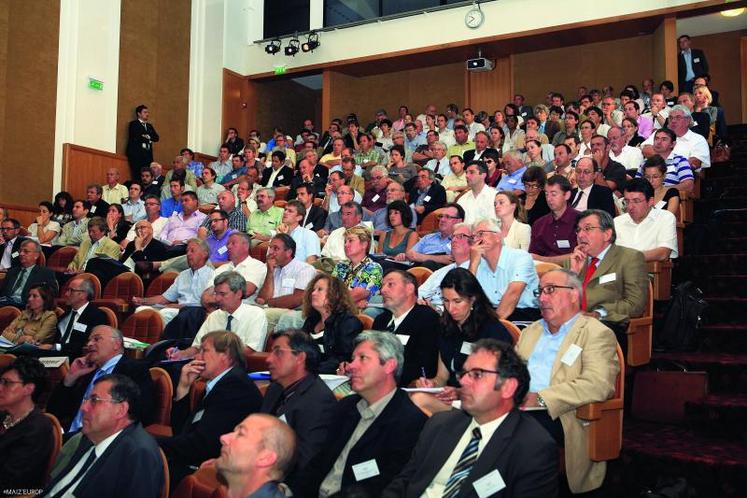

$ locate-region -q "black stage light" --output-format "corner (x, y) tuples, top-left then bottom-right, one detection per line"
(301, 32), (319, 52)
(284, 37), (300, 56)
(265, 39), (281, 55)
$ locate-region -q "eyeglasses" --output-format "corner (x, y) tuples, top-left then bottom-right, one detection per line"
(64, 288), (87, 294)
(82, 395), (123, 406)
(452, 233), (474, 241)
(0, 378), (24, 387)
(524, 183), (540, 190)
(644, 175), (662, 181)
(456, 368), (501, 381)
(474, 230), (498, 238)
(534, 285), (575, 297)
(575, 225), (602, 234)
(624, 198), (647, 205)
(271, 347), (298, 357)
(0, 227), (17, 231)
(438, 214), (462, 220)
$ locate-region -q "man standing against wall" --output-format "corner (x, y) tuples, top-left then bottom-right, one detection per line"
(126, 105), (159, 182)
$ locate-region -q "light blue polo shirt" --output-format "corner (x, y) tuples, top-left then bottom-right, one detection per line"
(475, 246), (539, 309)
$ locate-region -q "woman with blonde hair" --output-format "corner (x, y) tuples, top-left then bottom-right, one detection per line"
(332, 225), (383, 309)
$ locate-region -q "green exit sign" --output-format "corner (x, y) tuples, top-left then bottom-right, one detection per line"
(88, 77), (104, 91)
(274, 65), (287, 75)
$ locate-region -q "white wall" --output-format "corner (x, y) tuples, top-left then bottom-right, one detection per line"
(53, 0), (121, 193)
(234, 0), (707, 76)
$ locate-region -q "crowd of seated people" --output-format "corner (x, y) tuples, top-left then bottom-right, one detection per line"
(0, 74), (726, 497)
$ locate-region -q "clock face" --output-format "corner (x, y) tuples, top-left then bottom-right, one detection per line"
(465, 8), (484, 29)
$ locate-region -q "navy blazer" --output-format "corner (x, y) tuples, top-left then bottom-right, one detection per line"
(53, 304), (109, 359)
(570, 184), (616, 219)
(0, 264), (59, 305)
(373, 305), (440, 387)
(293, 388), (427, 498)
(157, 365), (262, 468)
(383, 409), (558, 498)
(408, 182), (447, 223)
(1, 236), (28, 269)
(43, 423), (164, 498)
(261, 165), (294, 188)
(260, 374), (337, 470)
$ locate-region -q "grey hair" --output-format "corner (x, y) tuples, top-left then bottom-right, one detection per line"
(370, 165), (388, 177)
(453, 222), (471, 233)
(503, 150), (522, 162)
(213, 271), (247, 295)
(472, 218), (501, 232)
(229, 231), (251, 246)
(77, 278), (96, 301)
(186, 237), (210, 256)
(433, 141), (447, 150)
(355, 330), (405, 381)
(577, 209), (617, 244)
(260, 187), (276, 200)
(669, 104), (692, 120)
(20, 239), (41, 253)
(543, 268), (583, 295)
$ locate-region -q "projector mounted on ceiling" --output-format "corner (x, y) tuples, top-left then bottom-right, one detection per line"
(466, 48), (494, 72)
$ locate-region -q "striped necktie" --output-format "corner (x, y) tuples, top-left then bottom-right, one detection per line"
(443, 427), (482, 498)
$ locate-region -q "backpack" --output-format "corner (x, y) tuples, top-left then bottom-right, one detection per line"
(654, 281), (708, 352)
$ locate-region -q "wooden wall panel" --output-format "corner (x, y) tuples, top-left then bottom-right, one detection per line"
(742, 36), (747, 124)
(254, 79), (322, 141)
(116, 0), (191, 173)
(691, 29), (747, 126)
(0, 204), (38, 229)
(652, 18), (677, 91)
(0, 0), (59, 205)
(513, 36), (654, 107)
(222, 69), (252, 142)
(325, 62), (465, 127)
(466, 57), (512, 115)
(62, 144), (131, 200)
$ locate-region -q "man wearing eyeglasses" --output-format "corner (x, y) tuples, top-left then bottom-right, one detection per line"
(43, 374), (164, 498)
(516, 268), (619, 495)
(567, 209), (648, 344)
(635, 128), (694, 192)
(47, 326), (154, 434)
(383, 339), (558, 498)
(640, 106), (710, 171)
(0, 218), (27, 271)
(261, 329), (337, 475)
(0, 239), (57, 308)
(614, 179), (678, 262)
(469, 218), (540, 321)
(406, 203), (464, 270)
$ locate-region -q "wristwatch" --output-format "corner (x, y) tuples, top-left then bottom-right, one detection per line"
(537, 394), (547, 408)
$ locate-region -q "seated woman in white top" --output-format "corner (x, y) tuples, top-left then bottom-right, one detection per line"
(27, 201), (61, 246)
(494, 191), (531, 251)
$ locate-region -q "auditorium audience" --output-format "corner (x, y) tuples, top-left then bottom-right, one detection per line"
(494, 191), (530, 250)
(67, 217), (121, 272)
(1, 283), (57, 344)
(642, 156), (681, 216)
(104, 204), (131, 244)
(28, 201), (61, 245)
(51, 191), (74, 226)
(378, 200), (419, 258)
(0, 239), (58, 307)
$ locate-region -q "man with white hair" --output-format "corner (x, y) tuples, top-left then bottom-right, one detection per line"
(102, 168), (129, 204)
(641, 105), (710, 170)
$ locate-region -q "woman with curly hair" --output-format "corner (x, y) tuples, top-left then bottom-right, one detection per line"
(301, 273), (363, 374)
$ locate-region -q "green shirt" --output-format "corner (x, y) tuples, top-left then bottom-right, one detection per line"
(247, 206), (283, 237)
(447, 141), (475, 158)
(354, 148), (385, 166)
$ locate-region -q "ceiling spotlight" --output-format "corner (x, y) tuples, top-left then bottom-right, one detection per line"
(720, 8), (745, 17)
(284, 37), (300, 57)
(302, 32), (320, 52)
(265, 39), (281, 55)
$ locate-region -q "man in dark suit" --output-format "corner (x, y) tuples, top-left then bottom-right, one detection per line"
(373, 270), (440, 386)
(293, 331), (427, 498)
(462, 131), (498, 164)
(156, 331), (263, 489)
(568, 209), (649, 345)
(288, 159), (327, 201)
(261, 150), (294, 188)
(46, 326), (155, 433)
(43, 374), (164, 498)
(41, 277), (108, 358)
(408, 168), (446, 224)
(678, 35), (709, 93)
(84, 184), (110, 219)
(262, 329), (337, 472)
(0, 217), (27, 271)
(294, 183), (327, 232)
(127, 104), (160, 182)
(569, 157), (616, 218)
(382, 339), (558, 498)
(0, 239), (58, 307)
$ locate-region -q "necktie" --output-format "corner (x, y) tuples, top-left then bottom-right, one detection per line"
(386, 318), (395, 332)
(10, 267), (29, 297)
(226, 315), (233, 331)
(70, 368), (107, 432)
(61, 311), (78, 345)
(443, 427), (482, 498)
(571, 190), (584, 208)
(581, 257), (600, 311)
(48, 447), (98, 498)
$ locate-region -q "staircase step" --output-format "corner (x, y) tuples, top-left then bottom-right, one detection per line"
(685, 394), (747, 442)
(676, 255), (747, 281)
(703, 298), (747, 324)
(717, 238), (747, 253)
(717, 222), (747, 238)
(699, 324), (747, 353)
(652, 352), (747, 394)
(616, 419), (747, 498)
(701, 276), (747, 298)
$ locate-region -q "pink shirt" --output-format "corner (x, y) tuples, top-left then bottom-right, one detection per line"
(161, 210), (207, 244)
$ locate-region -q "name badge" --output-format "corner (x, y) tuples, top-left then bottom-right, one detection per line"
(561, 344), (583, 366)
(277, 175), (284, 181)
(396, 334), (410, 345)
(318, 344), (325, 353)
(305, 223), (313, 229)
(473, 470), (506, 497)
(693, 57), (700, 63)
(217, 245), (228, 255)
(192, 409), (205, 423)
(655, 200), (666, 209)
(352, 459), (380, 482)
(282, 278), (295, 289)
(599, 273), (617, 284)
(508, 178), (517, 184)
(279, 414), (288, 424)
(371, 194), (380, 202)
(557, 240), (571, 249)
(90, 206), (97, 213)
(424, 195), (431, 202)
(11, 251), (19, 258)
(460, 341), (474, 355)
(152, 180), (160, 186)
(73, 322), (87, 332)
